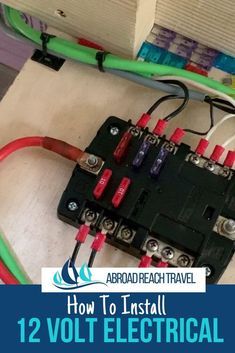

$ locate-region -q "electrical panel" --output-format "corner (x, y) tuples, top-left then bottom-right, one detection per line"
(58, 116), (235, 283)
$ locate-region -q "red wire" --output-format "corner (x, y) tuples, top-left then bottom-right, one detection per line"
(0, 137), (43, 162)
(0, 259), (20, 284)
(0, 136), (83, 162)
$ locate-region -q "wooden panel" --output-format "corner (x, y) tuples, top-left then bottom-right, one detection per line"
(1, 0), (156, 57)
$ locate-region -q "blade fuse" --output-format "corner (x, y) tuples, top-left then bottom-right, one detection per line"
(112, 177), (131, 208)
(113, 131), (132, 163)
(93, 168), (112, 199)
(132, 140), (151, 168)
(150, 147), (169, 177)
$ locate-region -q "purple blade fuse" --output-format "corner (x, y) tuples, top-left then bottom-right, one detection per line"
(150, 147), (169, 177)
(132, 140), (151, 168)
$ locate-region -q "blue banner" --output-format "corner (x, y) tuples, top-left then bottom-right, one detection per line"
(0, 285), (233, 352)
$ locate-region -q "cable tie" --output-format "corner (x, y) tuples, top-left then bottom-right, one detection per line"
(40, 32), (56, 58)
(95, 51), (110, 72)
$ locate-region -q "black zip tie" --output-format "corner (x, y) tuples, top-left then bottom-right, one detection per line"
(31, 32), (65, 71)
(96, 51), (110, 72)
(40, 32), (56, 58)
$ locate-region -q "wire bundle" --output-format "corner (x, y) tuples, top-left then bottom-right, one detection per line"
(3, 6), (235, 98)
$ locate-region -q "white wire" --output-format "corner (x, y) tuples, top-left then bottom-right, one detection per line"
(156, 76), (235, 108)
(205, 114), (235, 140)
(222, 135), (235, 148)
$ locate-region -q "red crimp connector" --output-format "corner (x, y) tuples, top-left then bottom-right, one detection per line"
(91, 232), (107, 252)
(223, 151), (235, 169)
(195, 138), (209, 156)
(93, 168), (112, 199)
(113, 131), (132, 163)
(138, 255), (152, 268)
(210, 145), (225, 162)
(75, 224), (90, 243)
(169, 128), (185, 144)
(136, 113), (151, 128)
(156, 261), (169, 268)
(152, 119), (168, 136)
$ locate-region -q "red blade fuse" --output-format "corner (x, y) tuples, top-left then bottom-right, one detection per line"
(93, 168), (112, 199)
(112, 177), (131, 208)
(113, 131), (132, 163)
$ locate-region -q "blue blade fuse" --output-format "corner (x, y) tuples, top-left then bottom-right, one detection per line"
(150, 146), (169, 177)
(132, 140), (151, 168)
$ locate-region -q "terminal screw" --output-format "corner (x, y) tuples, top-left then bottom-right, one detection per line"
(219, 166), (230, 178)
(162, 247), (174, 260)
(177, 255), (190, 267)
(121, 227), (133, 241)
(222, 219), (235, 236)
(190, 154), (200, 165)
(130, 127), (140, 137)
(86, 155), (98, 167)
(102, 218), (115, 231)
(67, 201), (78, 211)
(146, 239), (158, 252)
(85, 209), (97, 223)
(204, 160), (215, 172)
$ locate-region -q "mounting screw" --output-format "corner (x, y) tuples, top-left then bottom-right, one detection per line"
(120, 227), (133, 241)
(177, 255), (190, 267)
(85, 209), (97, 223)
(86, 155), (98, 167)
(110, 126), (119, 136)
(102, 218), (115, 231)
(67, 201), (78, 211)
(202, 265), (212, 277)
(161, 247), (174, 260)
(222, 219), (235, 236)
(146, 239), (158, 252)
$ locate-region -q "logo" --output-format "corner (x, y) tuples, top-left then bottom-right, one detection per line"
(53, 259), (107, 290)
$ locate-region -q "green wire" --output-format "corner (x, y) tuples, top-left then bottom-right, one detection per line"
(5, 6), (235, 97)
(0, 232), (31, 284)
